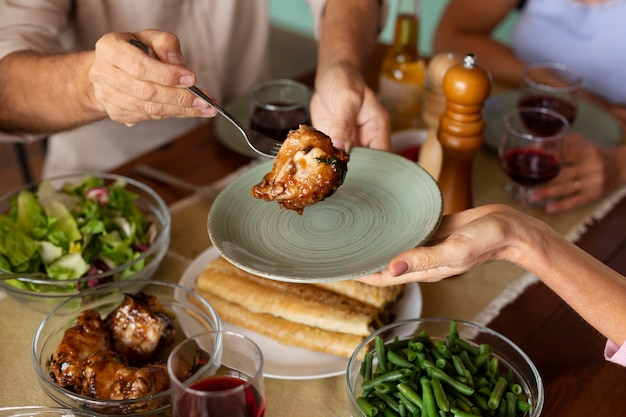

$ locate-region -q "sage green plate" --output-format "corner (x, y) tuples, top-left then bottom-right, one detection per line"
(208, 147), (443, 283)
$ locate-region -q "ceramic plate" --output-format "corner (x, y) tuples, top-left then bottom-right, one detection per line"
(208, 147), (443, 282)
(483, 91), (623, 150)
(178, 246), (423, 380)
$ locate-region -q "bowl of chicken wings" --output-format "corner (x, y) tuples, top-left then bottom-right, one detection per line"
(31, 279), (221, 416)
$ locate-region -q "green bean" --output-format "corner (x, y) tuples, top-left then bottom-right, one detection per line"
(389, 350), (415, 368)
(397, 382), (424, 409)
(450, 408), (481, 417)
(374, 391), (401, 413)
(473, 351), (491, 371)
(376, 382), (397, 394)
(459, 350), (477, 374)
(516, 399), (532, 413)
(357, 396), (379, 417)
(376, 336), (389, 373)
(424, 361), (475, 396)
(363, 352), (374, 382)
(420, 377), (438, 417)
(509, 383), (522, 396)
(448, 335), (479, 356)
(431, 378), (451, 412)
(469, 393), (489, 411)
(399, 402), (407, 417)
(436, 340), (453, 360)
(488, 376), (508, 410)
(396, 391), (419, 415)
(382, 408), (399, 417)
(505, 392), (517, 417)
(487, 357), (499, 379)
(362, 368), (413, 391)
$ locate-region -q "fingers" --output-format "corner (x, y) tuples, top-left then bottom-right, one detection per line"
(89, 31), (217, 125)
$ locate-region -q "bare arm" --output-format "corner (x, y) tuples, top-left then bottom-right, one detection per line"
(0, 29), (215, 134)
(311, 0), (390, 151)
(433, 0), (524, 87)
(359, 204), (626, 346)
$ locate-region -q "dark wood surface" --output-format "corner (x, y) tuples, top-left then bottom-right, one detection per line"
(114, 43), (626, 415)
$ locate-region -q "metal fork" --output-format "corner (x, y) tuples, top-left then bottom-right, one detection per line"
(129, 39), (281, 157)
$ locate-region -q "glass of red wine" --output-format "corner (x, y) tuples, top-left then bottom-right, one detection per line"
(249, 79), (311, 142)
(499, 107), (569, 212)
(168, 331), (266, 417)
(518, 62), (582, 125)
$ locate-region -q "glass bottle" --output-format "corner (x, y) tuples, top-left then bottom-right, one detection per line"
(378, 0), (426, 132)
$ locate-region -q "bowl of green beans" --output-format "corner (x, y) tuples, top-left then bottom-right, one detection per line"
(346, 318), (543, 417)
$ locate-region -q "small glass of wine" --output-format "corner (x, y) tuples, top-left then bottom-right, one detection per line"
(249, 79), (311, 142)
(499, 107), (569, 212)
(518, 62), (582, 125)
(168, 331), (266, 417)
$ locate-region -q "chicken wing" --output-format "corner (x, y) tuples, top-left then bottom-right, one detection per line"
(251, 125), (350, 214)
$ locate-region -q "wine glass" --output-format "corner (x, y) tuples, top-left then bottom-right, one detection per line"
(518, 62), (582, 125)
(249, 79), (311, 142)
(168, 331), (266, 417)
(499, 107), (569, 212)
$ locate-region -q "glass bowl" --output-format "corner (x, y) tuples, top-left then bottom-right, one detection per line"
(346, 318), (544, 417)
(32, 280), (221, 416)
(0, 173), (170, 312)
(0, 407), (99, 417)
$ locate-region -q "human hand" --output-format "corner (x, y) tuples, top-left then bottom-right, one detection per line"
(88, 29), (216, 126)
(357, 205), (531, 287)
(310, 62), (390, 151)
(529, 133), (626, 213)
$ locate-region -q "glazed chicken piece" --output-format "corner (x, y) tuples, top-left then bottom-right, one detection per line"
(104, 292), (175, 366)
(251, 125), (350, 214)
(82, 350), (169, 400)
(49, 309), (110, 393)
(48, 292), (175, 402)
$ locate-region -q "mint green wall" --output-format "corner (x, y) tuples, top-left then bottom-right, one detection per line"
(269, 0), (519, 57)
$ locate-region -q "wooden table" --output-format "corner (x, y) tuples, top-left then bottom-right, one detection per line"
(111, 114), (626, 416)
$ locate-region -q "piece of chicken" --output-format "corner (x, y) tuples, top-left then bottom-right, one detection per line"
(49, 309), (111, 393)
(104, 292), (175, 366)
(82, 350), (169, 400)
(251, 125), (350, 214)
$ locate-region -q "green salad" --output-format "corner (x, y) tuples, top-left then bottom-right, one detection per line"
(0, 175), (156, 293)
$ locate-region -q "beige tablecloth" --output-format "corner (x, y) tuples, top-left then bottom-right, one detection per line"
(2, 147), (624, 416)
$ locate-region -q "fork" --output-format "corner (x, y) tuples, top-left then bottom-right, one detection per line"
(129, 39), (281, 157)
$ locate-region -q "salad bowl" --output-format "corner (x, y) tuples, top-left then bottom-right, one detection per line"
(0, 172), (170, 312)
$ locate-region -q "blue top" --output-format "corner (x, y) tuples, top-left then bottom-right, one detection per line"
(513, 0), (626, 104)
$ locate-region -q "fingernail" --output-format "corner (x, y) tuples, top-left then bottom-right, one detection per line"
(200, 107), (217, 117)
(167, 51), (186, 65)
(192, 97), (209, 108)
(179, 74), (194, 86)
(390, 261), (409, 277)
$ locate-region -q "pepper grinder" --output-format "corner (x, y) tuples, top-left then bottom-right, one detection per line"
(436, 54), (491, 215)
(418, 52), (463, 180)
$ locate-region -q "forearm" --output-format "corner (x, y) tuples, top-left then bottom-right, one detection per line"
(433, 0), (524, 86)
(507, 217), (626, 346)
(0, 50), (104, 134)
(316, 0), (380, 76)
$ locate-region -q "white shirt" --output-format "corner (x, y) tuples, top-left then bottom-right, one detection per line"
(512, 0), (626, 105)
(0, 0), (326, 177)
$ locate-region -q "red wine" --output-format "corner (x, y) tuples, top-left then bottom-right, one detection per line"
(502, 148), (560, 186)
(517, 95), (575, 136)
(174, 375), (266, 417)
(250, 101), (310, 142)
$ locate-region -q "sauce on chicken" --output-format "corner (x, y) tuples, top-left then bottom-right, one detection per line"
(48, 292), (174, 402)
(251, 125), (350, 214)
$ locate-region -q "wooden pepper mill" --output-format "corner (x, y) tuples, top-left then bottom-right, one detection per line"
(436, 53), (491, 215)
(418, 52), (463, 180)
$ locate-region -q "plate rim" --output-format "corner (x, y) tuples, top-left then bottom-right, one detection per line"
(177, 246), (423, 380)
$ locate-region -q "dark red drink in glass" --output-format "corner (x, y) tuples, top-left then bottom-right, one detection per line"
(249, 101), (311, 142)
(174, 375), (266, 417)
